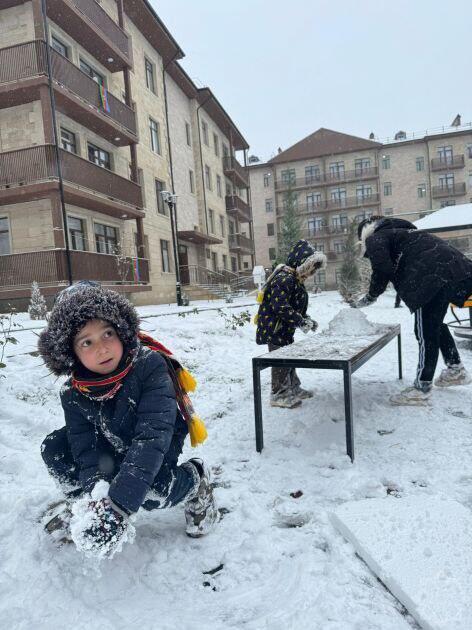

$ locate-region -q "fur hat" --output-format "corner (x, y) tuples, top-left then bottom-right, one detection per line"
(38, 283), (140, 376)
(297, 251), (327, 279)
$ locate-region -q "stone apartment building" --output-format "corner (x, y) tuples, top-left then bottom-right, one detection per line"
(0, 0), (253, 307)
(250, 125), (472, 288)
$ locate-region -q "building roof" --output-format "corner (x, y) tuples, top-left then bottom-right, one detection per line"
(414, 203), (472, 233)
(197, 88), (249, 151)
(267, 128), (381, 165)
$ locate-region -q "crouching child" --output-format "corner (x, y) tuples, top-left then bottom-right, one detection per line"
(38, 282), (217, 552)
(255, 240), (327, 408)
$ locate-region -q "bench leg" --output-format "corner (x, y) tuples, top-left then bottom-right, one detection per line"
(253, 361), (264, 452)
(397, 333), (403, 380)
(343, 365), (354, 462)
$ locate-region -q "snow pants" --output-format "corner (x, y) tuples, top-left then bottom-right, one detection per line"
(41, 421), (197, 511)
(268, 342), (301, 396)
(414, 277), (472, 388)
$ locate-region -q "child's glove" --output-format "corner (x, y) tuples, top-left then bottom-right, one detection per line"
(300, 316), (319, 334)
(351, 294), (377, 309)
(82, 497), (128, 554)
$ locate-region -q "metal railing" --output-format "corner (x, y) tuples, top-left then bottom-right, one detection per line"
(430, 155), (465, 171)
(0, 40), (46, 84)
(275, 167), (378, 190)
(325, 193), (380, 210)
(0, 145), (57, 187)
(228, 233), (253, 252)
(225, 195), (251, 221)
(72, 0), (130, 57)
(179, 265), (227, 287)
(431, 183), (467, 198)
(223, 156), (249, 186)
(0, 250), (149, 289)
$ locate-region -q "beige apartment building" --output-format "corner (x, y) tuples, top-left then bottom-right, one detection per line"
(0, 0), (253, 308)
(250, 125), (472, 288)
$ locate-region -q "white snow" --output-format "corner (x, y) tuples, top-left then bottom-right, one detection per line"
(2, 291), (472, 629)
(326, 308), (379, 336)
(414, 203), (472, 231)
(330, 496), (472, 630)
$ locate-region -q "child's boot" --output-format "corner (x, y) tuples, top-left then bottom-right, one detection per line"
(184, 459), (218, 538)
(42, 499), (72, 544)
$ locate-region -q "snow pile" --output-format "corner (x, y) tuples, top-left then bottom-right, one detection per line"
(70, 481), (136, 560)
(326, 308), (379, 336)
(330, 496), (472, 630)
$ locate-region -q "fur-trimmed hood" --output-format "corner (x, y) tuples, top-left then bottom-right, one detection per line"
(38, 284), (140, 376)
(285, 239), (327, 277)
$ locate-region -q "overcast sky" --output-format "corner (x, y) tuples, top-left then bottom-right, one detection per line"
(151, 0), (471, 162)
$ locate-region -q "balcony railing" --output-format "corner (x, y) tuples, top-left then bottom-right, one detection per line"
(0, 42), (136, 137)
(275, 167), (379, 190)
(223, 156), (249, 187)
(431, 155), (465, 171)
(0, 250), (149, 289)
(432, 183), (467, 198)
(0, 145), (142, 208)
(228, 233), (253, 252)
(73, 0), (129, 56)
(325, 193), (380, 210)
(225, 195), (251, 222)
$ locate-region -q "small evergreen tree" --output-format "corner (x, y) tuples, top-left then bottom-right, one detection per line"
(28, 281), (48, 320)
(277, 181), (301, 263)
(338, 220), (362, 303)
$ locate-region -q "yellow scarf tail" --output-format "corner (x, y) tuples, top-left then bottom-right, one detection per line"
(188, 415), (208, 447)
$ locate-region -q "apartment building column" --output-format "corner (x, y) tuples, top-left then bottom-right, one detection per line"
(31, 0), (45, 39)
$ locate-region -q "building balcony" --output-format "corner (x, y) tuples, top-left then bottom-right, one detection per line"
(432, 183), (467, 199)
(431, 155), (465, 171)
(223, 156), (249, 188)
(0, 249), (150, 299)
(225, 195), (251, 223)
(0, 145), (143, 218)
(0, 42), (137, 145)
(325, 193), (380, 211)
(47, 0), (132, 71)
(228, 233), (253, 254)
(274, 167), (379, 191)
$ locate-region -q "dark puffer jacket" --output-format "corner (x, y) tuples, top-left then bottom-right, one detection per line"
(61, 345), (186, 514)
(365, 218), (472, 311)
(256, 240), (315, 346)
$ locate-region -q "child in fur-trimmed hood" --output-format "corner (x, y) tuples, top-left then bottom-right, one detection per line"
(38, 282), (217, 552)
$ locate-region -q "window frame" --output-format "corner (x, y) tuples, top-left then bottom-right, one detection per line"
(60, 127), (77, 154)
(51, 35), (69, 59)
(94, 221), (119, 254)
(0, 216), (11, 256)
(149, 117), (161, 155)
(87, 142), (111, 170)
(160, 239), (171, 273)
(68, 215), (87, 251)
(155, 179), (168, 216)
(144, 57), (156, 94)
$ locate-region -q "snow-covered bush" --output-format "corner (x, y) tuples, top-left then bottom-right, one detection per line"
(28, 281), (47, 320)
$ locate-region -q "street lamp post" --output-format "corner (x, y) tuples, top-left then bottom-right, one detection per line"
(161, 191), (183, 306)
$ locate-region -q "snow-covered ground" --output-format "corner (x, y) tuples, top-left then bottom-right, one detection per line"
(1, 291), (472, 630)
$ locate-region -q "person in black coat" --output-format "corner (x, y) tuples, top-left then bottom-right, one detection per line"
(38, 282), (217, 550)
(354, 216), (472, 406)
(256, 240), (327, 408)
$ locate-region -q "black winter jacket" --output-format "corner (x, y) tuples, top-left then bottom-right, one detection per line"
(60, 345), (186, 514)
(256, 240), (314, 346)
(365, 218), (472, 311)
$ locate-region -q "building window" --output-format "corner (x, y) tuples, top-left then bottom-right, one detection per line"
(308, 217), (323, 234)
(335, 268), (342, 286)
(222, 254), (228, 270)
(267, 223), (275, 236)
(211, 251), (218, 271)
(95, 223), (119, 254)
(356, 185), (372, 200)
(220, 215), (225, 236)
(80, 58), (104, 85)
(213, 133), (219, 156)
(383, 182), (392, 196)
(68, 216), (87, 251)
(439, 173), (454, 190)
(51, 35), (69, 58)
(205, 165), (212, 190)
(416, 157), (425, 172)
(185, 122), (191, 146)
(265, 199), (273, 212)
(155, 179), (167, 215)
(263, 173), (271, 187)
(382, 155), (390, 169)
(208, 208), (215, 233)
(305, 165), (321, 184)
(88, 143), (110, 169)
(384, 208), (393, 216)
(314, 243), (324, 252)
(0, 217), (11, 255)
(329, 161), (345, 179)
(467, 145), (472, 159)
(315, 270), (326, 287)
(216, 175), (222, 197)
(437, 145), (453, 164)
(202, 120), (209, 146)
(189, 169), (195, 193)
(149, 118), (161, 154)
(440, 200), (456, 208)
(60, 128), (77, 154)
(144, 57), (156, 94)
(231, 256), (237, 272)
(417, 184), (427, 198)
(334, 241), (345, 254)
(160, 239), (170, 272)
(306, 192), (322, 209)
(355, 158), (371, 174)
(223, 143), (229, 157)
(281, 169), (296, 185)
(330, 188), (347, 204)
(269, 247), (277, 260)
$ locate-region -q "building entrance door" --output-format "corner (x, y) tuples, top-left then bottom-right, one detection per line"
(179, 245), (190, 284)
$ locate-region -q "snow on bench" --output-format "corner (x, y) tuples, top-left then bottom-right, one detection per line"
(330, 496), (472, 630)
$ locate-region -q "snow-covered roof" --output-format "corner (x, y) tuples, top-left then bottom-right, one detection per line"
(414, 203), (472, 232)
